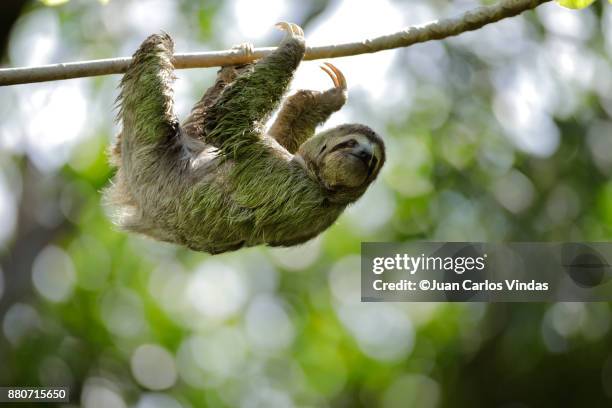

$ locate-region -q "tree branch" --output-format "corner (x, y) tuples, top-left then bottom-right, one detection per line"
(0, 0), (551, 86)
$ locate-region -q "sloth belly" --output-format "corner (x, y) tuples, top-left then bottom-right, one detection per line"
(176, 194), (344, 254)
(173, 150), (345, 254)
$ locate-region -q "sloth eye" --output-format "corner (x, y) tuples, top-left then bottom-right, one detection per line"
(330, 139), (358, 153)
(319, 145), (327, 155)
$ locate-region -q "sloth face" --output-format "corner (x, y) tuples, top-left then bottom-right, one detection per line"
(304, 126), (385, 194)
(318, 133), (381, 189)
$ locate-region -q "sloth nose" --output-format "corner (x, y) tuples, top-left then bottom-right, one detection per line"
(353, 147), (378, 173)
(355, 147), (372, 161)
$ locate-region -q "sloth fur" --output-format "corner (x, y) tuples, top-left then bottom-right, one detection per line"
(104, 24), (385, 254)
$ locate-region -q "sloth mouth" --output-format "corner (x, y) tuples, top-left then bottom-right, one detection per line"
(349, 152), (378, 177)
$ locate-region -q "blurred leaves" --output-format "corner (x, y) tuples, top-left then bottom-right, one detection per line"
(555, 0), (597, 9)
(1, 0), (611, 407)
(40, 0), (111, 5)
(39, 0), (69, 6)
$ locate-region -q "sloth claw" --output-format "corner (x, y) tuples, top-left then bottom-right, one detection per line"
(275, 22), (304, 39)
(232, 42), (254, 56)
(319, 62), (347, 90)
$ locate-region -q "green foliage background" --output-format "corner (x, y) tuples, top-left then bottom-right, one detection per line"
(0, 0), (611, 407)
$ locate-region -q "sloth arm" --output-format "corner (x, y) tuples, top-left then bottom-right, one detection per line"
(116, 33), (181, 185)
(203, 33), (305, 157)
(118, 33), (178, 145)
(268, 63), (347, 154)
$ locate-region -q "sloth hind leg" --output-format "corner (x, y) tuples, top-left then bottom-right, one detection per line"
(182, 62), (253, 143)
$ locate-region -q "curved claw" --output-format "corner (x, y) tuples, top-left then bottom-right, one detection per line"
(319, 62), (347, 90)
(293, 24), (304, 37)
(275, 21), (304, 38)
(275, 21), (290, 32)
(232, 42), (254, 56)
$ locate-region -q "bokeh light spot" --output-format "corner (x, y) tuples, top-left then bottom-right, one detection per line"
(131, 344), (178, 390)
(32, 245), (76, 303)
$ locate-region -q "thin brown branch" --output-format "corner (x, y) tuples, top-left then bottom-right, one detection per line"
(0, 0), (551, 86)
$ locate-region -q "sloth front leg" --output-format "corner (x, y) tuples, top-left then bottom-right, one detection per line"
(203, 22), (306, 156)
(117, 33), (180, 180)
(268, 62), (347, 154)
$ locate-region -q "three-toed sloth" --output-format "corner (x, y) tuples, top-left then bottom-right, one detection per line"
(104, 23), (385, 254)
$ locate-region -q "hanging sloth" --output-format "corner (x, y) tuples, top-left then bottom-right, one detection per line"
(104, 23), (386, 254)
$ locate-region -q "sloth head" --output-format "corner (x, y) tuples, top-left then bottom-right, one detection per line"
(297, 124), (385, 203)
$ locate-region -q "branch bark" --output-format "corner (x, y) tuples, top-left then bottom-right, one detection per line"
(0, 0), (551, 86)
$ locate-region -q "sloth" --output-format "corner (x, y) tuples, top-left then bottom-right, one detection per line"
(104, 23), (385, 254)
